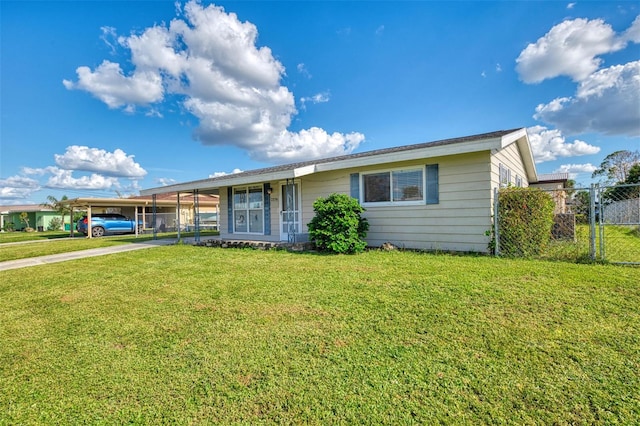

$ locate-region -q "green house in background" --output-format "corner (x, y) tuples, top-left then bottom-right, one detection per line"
(0, 204), (75, 232)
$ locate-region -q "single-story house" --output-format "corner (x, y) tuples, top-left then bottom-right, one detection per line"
(61, 193), (219, 237)
(140, 128), (538, 253)
(0, 204), (62, 232)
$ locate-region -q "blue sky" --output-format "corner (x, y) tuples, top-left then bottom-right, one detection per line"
(1, 1), (639, 205)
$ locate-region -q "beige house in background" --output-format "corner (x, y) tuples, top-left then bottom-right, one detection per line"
(531, 173), (570, 214)
(141, 128), (538, 253)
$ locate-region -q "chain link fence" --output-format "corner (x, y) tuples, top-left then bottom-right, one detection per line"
(493, 183), (640, 264)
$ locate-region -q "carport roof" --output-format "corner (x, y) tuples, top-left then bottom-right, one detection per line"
(62, 194), (218, 209)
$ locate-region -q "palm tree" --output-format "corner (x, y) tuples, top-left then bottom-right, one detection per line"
(41, 195), (70, 231)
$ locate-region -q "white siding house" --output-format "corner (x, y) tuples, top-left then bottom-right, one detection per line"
(140, 128), (538, 253)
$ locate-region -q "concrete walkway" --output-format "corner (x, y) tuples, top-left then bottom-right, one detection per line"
(0, 239), (178, 272)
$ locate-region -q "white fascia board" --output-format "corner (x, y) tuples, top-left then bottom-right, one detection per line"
(140, 170), (296, 196)
(294, 164), (316, 177)
(316, 137), (502, 172)
(500, 128), (538, 183)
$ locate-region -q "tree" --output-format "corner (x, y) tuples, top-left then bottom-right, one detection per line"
(20, 212), (30, 229)
(41, 195), (70, 230)
(592, 150), (640, 184)
(602, 163), (640, 202)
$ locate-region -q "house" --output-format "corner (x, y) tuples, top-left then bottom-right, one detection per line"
(0, 204), (63, 232)
(140, 128), (538, 253)
(61, 193), (219, 237)
(531, 173), (570, 214)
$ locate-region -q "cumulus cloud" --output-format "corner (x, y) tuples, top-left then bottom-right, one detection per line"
(54, 145), (147, 178)
(45, 168), (119, 190)
(6, 147), (146, 197)
(63, 60), (164, 108)
(516, 17), (631, 83)
(209, 168), (243, 178)
(534, 61), (640, 136)
(156, 177), (177, 186)
(527, 125), (600, 163)
(553, 163), (597, 179)
(0, 176), (41, 200)
(63, 1), (364, 163)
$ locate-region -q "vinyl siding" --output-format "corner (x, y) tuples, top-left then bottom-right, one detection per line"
(218, 147), (532, 253)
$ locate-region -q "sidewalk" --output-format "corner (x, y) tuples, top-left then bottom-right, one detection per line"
(0, 239), (178, 272)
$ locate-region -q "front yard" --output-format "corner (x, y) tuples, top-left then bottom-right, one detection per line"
(1, 247), (638, 424)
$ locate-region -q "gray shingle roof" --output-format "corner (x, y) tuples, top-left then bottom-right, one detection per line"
(161, 128), (522, 189)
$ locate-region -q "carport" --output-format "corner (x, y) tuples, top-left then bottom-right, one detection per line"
(62, 193), (219, 240)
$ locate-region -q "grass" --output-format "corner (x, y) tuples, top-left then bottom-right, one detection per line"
(1, 247), (639, 424)
(0, 231), (72, 243)
(0, 231), (220, 262)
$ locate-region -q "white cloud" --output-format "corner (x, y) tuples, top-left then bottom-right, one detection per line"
(496, 63), (502, 72)
(258, 128), (365, 162)
(516, 17), (631, 83)
(534, 61), (640, 136)
(63, 1), (364, 163)
(297, 63), (312, 79)
(156, 177), (177, 186)
(527, 125), (600, 163)
(0, 176), (41, 200)
(63, 60), (164, 109)
(209, 168), (243, 178)
(553, 163), (597, 179)
(567, 3), (576, 10)
(623, 15), (640, 43)
(300, 92), (330, 109)
(54, 146), (147, 178)
(45, 168), (119, 190)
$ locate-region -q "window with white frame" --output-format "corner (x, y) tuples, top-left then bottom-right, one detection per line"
(515, 175), (523, 187)
(499, 164), (511, 188)
(362, 168), (424, 204)
(233, 185), (263, 233)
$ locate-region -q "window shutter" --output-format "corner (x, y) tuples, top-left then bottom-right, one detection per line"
(350, 173), (360, 200)
(263, 183), (271, 235)
(426, 164), (439, 204)
(227, 187), (233, 233)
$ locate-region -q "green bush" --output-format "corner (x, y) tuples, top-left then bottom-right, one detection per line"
(497, 187), (555, 257)
(47, 217), (63, 231)
(308, 193), (369, 254)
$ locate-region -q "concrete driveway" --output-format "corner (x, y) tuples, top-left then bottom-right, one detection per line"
(0, 239), (178, 271)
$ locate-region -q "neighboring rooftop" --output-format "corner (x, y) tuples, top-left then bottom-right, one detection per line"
(537, 173), (569, 182)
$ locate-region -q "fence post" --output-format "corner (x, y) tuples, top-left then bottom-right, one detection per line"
(589, 184), (596, 260)
(493, 187), (500, 256)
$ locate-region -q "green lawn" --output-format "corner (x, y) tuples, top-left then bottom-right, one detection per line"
(0, 231), (72, 243)
(1, 247), (638, 424)
(0, 231), (219, 262)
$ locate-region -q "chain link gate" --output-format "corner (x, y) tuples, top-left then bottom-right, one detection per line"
(493, 183), (640, 264)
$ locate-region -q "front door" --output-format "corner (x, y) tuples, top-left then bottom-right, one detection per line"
(280, 182), (300, 241)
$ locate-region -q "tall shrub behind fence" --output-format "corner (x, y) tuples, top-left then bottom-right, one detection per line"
(496, 187), (555, 257)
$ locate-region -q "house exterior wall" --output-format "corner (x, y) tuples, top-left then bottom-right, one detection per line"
(220, 151), (496, 252)
(491, 142), (529, 189)
(349, 151), (493, 252)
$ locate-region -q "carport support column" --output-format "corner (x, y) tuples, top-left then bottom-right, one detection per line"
(176, 192), (181, 242)
(194, 189), (200, 243)
(87, 205), (92, 238)
(152, 194), (157, 240)
(70, 207), (74, 237)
